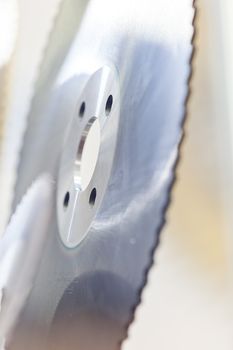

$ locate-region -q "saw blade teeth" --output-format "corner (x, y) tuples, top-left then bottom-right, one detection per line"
(0, 0), (65, 236)
(10, 0), (89, 219)
(7, 1), (197, 347)
(122, 1), (197, 347)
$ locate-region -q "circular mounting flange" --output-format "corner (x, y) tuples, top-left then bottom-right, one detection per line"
(57, 66), (120, 248)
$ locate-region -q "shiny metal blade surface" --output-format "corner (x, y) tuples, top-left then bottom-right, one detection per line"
(10, 0), (195, 349)
(0, 175), (53, 341)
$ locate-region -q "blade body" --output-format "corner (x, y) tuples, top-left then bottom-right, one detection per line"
(10, 0), (195, 349)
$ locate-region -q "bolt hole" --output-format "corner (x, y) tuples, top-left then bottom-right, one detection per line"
(79, 101), (85, 117)
(105, 95), (113, 116)
(89, 188), (97, 206)
(63, 191), (70, 208)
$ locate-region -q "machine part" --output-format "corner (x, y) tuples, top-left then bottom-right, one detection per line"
(57, 66), (120, 247)
(0, 175), (53, 344)
(0, 0), (62, 236)
(9, 0), (195, 349)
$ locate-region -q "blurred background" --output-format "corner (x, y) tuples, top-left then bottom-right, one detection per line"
(0, 0), (233, 349)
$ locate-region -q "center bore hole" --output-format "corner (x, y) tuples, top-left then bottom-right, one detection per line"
(74, 117), (101, 191)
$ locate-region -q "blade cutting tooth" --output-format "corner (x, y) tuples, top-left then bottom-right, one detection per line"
(0, 0), (69, 236)
(123, 2), (197, 347)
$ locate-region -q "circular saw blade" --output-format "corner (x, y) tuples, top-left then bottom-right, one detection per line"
(10, 0), (195, 349)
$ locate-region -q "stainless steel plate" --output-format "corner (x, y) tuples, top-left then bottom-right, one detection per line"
(10, 0), (195, 349)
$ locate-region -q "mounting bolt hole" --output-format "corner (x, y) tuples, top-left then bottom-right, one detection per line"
(105, 95), (113, 116)
(89, 188), (97, 206)
(63, 191), (70, 208)
(79, 101), (85, 117)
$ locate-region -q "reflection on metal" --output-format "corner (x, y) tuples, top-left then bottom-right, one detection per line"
(57, 66), (120, 247)
(0, 175), (52, 343)
(10, 0), (195, 349)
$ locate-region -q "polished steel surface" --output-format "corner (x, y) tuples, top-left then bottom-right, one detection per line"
(57, 66), (120, 247)
(10, 0), (194, 349)
(0, 175), (53, 342)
